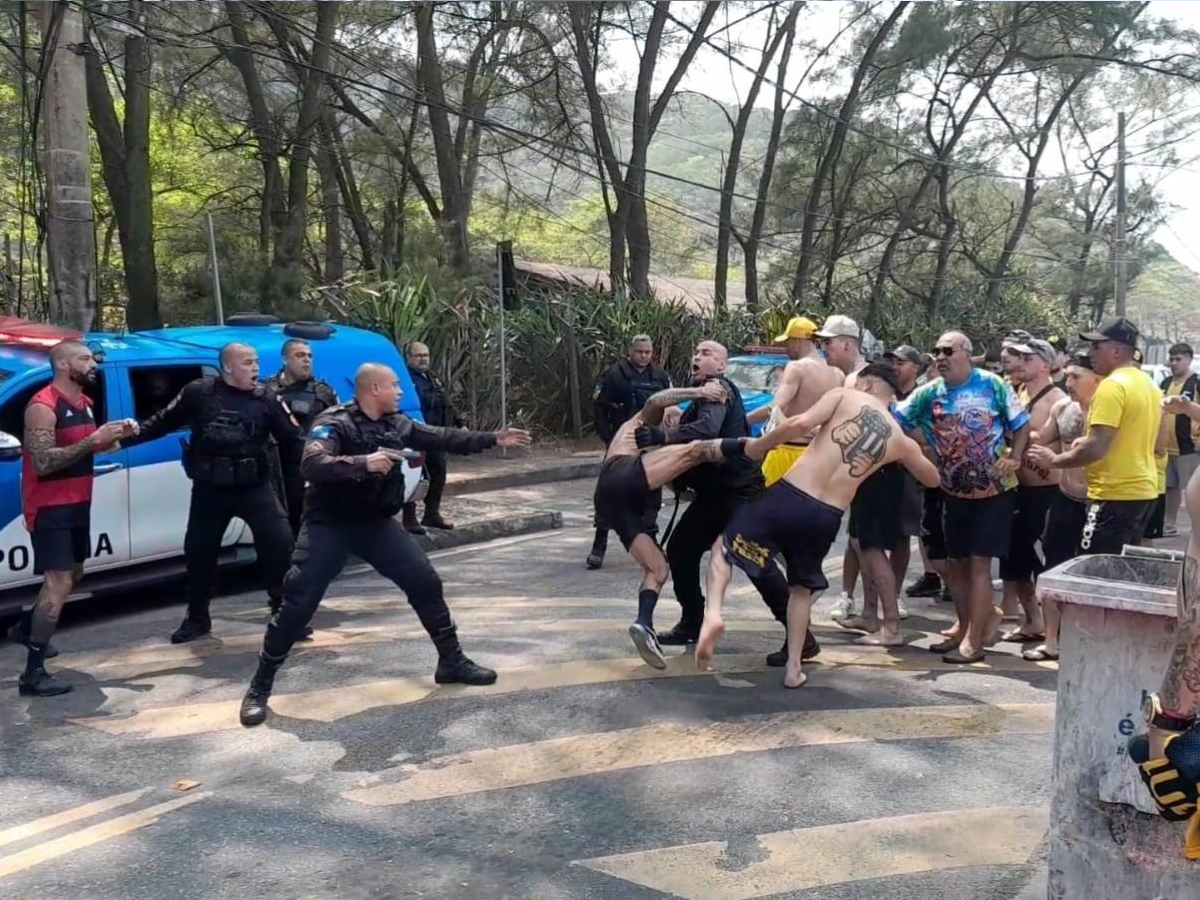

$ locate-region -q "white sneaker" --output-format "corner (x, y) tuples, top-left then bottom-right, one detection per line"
(897, 597), (910, 620)
(829, 593), (858, 621)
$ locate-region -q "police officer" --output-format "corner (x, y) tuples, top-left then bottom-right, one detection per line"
(129, 342), (298, 644)
(401, 340), (464, 534)
(588, 334), (671, 568)
(263, 338), (338, 535)
(238, 362), (532, 727)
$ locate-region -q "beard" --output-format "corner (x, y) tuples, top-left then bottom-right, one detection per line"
(69, 368), (98, 387)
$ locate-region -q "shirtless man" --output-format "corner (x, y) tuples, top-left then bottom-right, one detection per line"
(1023, 353), (1097, 661)
(1000, 339), (1065, 642)
(591, 379), (731, 669)
(753, 316), (843, 488)
(697, 364), (941, 688)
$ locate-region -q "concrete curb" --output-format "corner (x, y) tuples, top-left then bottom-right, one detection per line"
(445, 459), (602, 497)
(413, 509), (563, 552)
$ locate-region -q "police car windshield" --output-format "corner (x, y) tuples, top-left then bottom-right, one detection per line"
(724, 360), (783, 393)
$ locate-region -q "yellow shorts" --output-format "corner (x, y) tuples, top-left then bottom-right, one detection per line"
(762, 443), (807, 487)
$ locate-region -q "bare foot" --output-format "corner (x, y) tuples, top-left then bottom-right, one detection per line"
(783, 664), (807, 689)
(856, 627), (904, 647)
(939, 624), (963, 639)
(694, 616), (725, 670)
(983, 607), (1004, 647)
(837, 616), (880, 633)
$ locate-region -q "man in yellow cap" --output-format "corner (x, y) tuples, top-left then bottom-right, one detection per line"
(752, 316), (844, 487)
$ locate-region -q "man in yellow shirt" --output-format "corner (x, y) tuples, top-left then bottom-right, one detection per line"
(1161, 343), (1200, 536)
(1028, 316), (1161, 554)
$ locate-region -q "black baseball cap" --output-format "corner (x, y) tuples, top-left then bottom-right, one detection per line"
(1079, 315), (1139, 347)
(884, 345), (923, 366)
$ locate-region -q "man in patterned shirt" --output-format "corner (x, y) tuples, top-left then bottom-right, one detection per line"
(895, 331), (1030, 664)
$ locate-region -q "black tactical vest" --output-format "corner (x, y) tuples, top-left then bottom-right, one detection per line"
(183, 381), (268, 487)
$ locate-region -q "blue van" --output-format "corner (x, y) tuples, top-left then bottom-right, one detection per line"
(0, 319), (424, 615)
(724, 352), (788, 436)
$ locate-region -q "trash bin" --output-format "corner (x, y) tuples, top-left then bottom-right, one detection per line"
(1038, 550), (1195, 898)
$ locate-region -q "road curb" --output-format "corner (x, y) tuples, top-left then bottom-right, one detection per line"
(445, 459), (602, 496)
(413, 509), (563, 551)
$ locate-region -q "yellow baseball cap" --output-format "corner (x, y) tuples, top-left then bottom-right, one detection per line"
(774, 316), (818, 342)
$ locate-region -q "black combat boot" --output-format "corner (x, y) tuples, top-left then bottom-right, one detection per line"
(170, 614), (212, 644)
(766, 630), (821, 667)
(18, 643), (72, 697)
(239, 652), (287, 727)
(8, 616), (58, 659)
(432, 625), (497, 686)
(402, 504), (427, 536)
(585, 529), (607, 570)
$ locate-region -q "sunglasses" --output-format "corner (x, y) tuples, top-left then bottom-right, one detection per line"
(932, 346), (957, 357)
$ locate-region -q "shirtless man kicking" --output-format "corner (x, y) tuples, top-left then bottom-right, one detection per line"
(750, 316), (843, 487)
(697, 364), (941, 688)
(592, 379), (731, 669)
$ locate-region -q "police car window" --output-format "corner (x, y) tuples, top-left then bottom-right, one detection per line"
(130, 365), (206, 420)
(0, 375), (107, 441)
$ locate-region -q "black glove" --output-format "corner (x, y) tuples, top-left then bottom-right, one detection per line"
(720, 438), (747, 458)
(1129, 728), (1200, 821)
(635, 426), (666, 449)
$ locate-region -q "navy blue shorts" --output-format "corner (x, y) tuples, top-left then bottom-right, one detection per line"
(722, 480), (843, 593)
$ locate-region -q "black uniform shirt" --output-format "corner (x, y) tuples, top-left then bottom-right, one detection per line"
(407, 366), (464, 429)
(262, 372), (338, 462)
(130, 377), (299, 448)
(593, 359), (671, 444)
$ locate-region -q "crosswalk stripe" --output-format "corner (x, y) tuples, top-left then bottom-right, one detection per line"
(69, 648), (1053, 740)
(0, 792), (211, 880)
(0, 788), (151, 848)
(344, 703), (1052, 807)
(575, 805), (1048, 899)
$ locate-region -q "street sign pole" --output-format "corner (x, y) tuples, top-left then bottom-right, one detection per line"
(496, 241), (509, 442)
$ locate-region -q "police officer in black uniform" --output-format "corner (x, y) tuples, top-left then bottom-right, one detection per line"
(238, 362), (532, 727)
(401, 340), (464, 534)
(129, 342), (298, 644)
(635, 339), (801, 655)
(263, 338), (338, 535)
(589, 334), (671, 568)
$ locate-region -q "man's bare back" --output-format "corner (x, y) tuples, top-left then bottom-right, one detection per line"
(770, 356), (844, 436)
(749, 388), (939, 509)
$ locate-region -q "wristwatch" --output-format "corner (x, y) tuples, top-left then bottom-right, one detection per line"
(1142, 692), (1197, 732)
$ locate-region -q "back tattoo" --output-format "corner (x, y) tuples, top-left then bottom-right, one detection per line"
(830, 406), (892, 477)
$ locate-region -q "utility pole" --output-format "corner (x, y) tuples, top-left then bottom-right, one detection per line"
(1115, 111), (1128, 317)
(39, 1), (96, 331)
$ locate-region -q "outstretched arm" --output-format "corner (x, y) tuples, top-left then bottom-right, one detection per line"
(640, 386), (717, 427)
(23, 403), (125, 476)
(744, 389), (843, 461)
(900, 435), (941, 488)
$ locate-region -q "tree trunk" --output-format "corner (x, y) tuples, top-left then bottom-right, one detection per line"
(324, 112), (375, 271)
(792, 2), (907, 301)
(316, 129), (344, 282)
(40, 1), (95, 330)
(926, 167), (956, 321)
(715, 5), (796, 311)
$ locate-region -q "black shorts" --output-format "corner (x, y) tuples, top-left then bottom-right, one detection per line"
(722, 480), (843, 592)
(32, 523), (91, 575)
(848, 464), (904, 551)
(1143, 494), (1167, 540)
(593, 455), (652, 550)
(999, 485), (1058, 583)
(921, 488), (947, 560)
(943, 491), (1017, 560)
(1080, 498), (1153, 555)
(899, 473), (923, 538)
(1042, 492), (1086, 572)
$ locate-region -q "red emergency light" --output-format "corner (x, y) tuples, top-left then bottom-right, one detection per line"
(0, 318), (84, 350)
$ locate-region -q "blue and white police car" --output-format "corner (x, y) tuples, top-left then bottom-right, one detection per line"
(724, 349), (788, 436)
(0, 316), (425, 615)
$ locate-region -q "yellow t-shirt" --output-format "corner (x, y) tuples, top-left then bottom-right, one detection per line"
(1165, 378), (1186, 456)
(1085, 366), (1161, 501)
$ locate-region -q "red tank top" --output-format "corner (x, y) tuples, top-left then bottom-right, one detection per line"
(21, 384), (96, 531)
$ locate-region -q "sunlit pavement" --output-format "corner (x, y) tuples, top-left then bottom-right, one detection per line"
(1, 479), (1055, 899)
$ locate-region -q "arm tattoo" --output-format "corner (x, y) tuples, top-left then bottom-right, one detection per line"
(26, 426), (96, 476)
(641, 386), (708, 426)
(830, 407), (891, 477)
(1161, 556), (1200, 716)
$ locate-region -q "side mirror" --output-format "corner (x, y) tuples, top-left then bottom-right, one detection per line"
(0, 431), (21, 461)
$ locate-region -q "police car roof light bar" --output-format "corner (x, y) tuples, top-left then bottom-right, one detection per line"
(0, 318), (84, 351)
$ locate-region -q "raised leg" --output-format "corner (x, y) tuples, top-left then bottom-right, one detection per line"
(695, 535), (731, 670)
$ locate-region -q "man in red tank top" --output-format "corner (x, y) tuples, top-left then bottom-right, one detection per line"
(15, 341), (135, 697)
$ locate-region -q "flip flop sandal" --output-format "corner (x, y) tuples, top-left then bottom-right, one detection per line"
(1022, 647), (1059, 661)
(943, 649), (987, 664)
(1001, 631), (1045, 643)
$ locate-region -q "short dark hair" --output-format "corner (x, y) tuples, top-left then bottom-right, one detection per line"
(859, 362), (900, 395)
(281, 338), (309, 356)
(1169, 343), (1194, 358)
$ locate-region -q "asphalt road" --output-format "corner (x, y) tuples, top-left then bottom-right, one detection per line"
(0, 478), (1055, 899)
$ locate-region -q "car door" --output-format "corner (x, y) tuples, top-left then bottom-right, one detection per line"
(0, 365), (131, 591)
(122, 361), (241, 561)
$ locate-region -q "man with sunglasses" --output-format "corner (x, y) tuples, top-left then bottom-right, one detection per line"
(1028, 316), (1161, 555)
(895, 331), (1030, 663)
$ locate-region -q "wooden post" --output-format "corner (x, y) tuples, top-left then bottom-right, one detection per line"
(39, 0), (95, 330)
